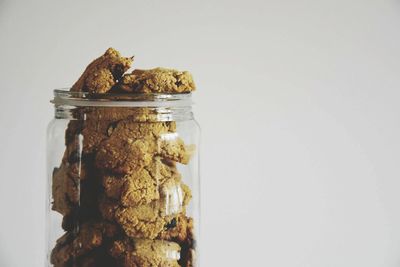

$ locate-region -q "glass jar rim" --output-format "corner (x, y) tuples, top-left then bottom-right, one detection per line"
(51, 88), (192, 108)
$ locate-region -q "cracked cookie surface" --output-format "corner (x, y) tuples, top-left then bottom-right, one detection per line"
(102, 157), (181, 204)
(110, 238), (181, 267)
(98, 176), (191, 240)
(95, 121), (191, 174)
(117, 68), (195, 93)
(71, 48), (133, 93)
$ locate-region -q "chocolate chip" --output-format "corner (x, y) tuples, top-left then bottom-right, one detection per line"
(165, 218), (177, 229)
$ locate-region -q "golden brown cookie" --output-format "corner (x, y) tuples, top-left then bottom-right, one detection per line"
(50, 223), (103, 266)
(66, 117), (190, 170)
(94, 120), (188, 174)
(96, 137), (154, 174)
(52, 164), (81, 216)
(95, 120), (174, 175)
(95, 123), (192, 174)
(110, 239), (181, 267)
(102, 157), (181, 205)
(98, 172), (191, 239)
(71, 48), (133, 93)
(65, 110), (163, 158)
(117, 68), (196, 93)
(114, 179), (191, 240)
(64, 107), (159, 159)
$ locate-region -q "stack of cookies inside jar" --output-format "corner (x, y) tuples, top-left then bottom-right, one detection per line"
(50, 48), (197, 267)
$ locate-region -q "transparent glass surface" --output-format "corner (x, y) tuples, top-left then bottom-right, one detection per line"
(46, 91), (200, 267)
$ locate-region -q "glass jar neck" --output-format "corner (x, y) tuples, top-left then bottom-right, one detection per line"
(52, 89), (194, 121)
(54, 106), (193, 121)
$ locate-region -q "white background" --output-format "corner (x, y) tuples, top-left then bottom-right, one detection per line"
(1, 0), (400, 266)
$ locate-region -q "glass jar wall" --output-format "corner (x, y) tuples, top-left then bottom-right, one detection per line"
(46, 90), (200, 267)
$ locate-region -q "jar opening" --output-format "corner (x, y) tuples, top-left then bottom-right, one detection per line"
(51, 89), (192, 108)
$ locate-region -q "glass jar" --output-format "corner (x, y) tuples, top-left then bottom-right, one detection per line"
(46, 90), (200, 267)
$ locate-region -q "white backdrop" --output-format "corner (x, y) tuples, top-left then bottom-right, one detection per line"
(0, 0), (400, 266)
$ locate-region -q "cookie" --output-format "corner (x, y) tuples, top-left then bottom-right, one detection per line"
(102, 157), (181, 205)
(115, 179), (191, 240)
(98, 175), (191, 240)
(50, 223), (103, 266)
(110, 238), (181, 267)
(95, 126), (193, 174)
(94, 120), (185, 174)
(52, 164), (81, 216)
(117, 68), (196, 93)
(71, 48), (133, 93)
(95, 137), (154, 174)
